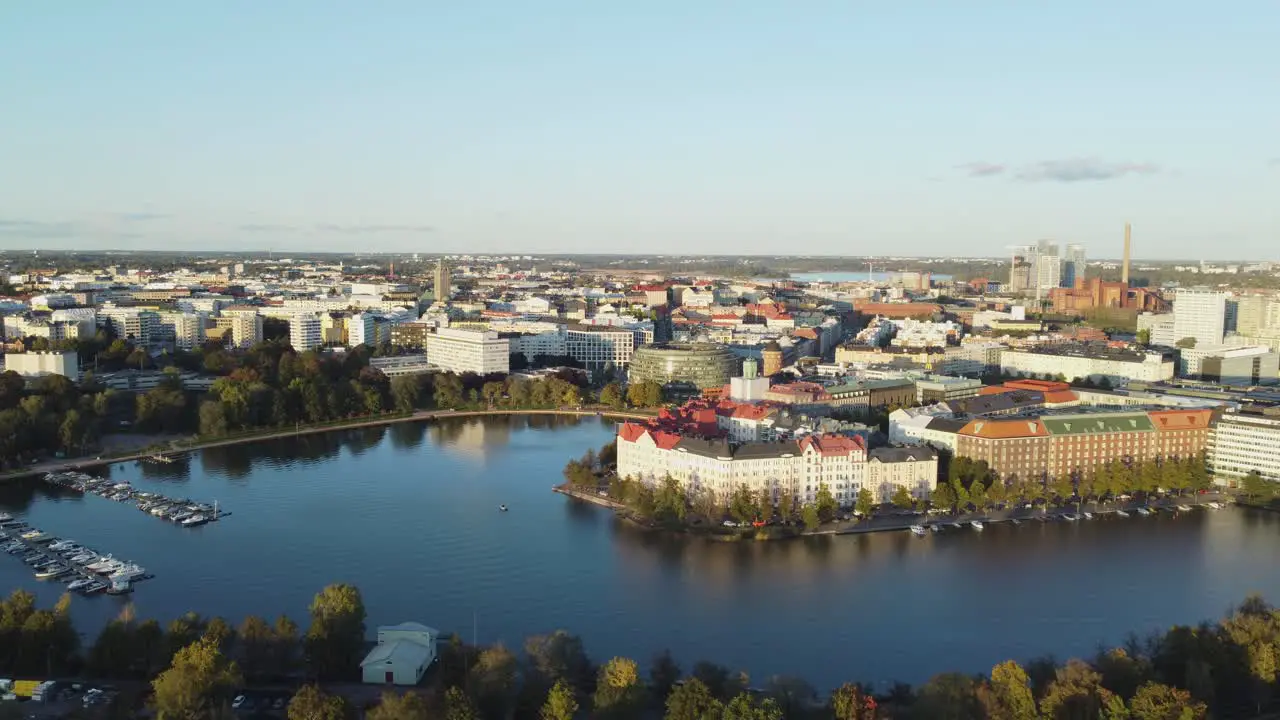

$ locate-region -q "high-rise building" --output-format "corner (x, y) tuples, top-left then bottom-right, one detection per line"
(1172, 288), (1228, 346)
(1031, 240), (1061, 292)
(433, 258), (451, 301)
(289, 314), (323, 351)
(1062, 244), (1087, 288)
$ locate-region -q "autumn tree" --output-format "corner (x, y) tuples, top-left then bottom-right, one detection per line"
(540, 680), (578, 720)
(664, 678), (723, 720)
(288, 684), (349, 720)
(151, 636), (243, 720)
(593, 656), (646, 719)
(830, 683), (878, 720)
(304, 584), (367, 680)
(975, 661), (1036, 720)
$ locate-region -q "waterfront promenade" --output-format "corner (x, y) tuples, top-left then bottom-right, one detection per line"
(0, 406), (651, 483)
(555, 484), (1235, 539)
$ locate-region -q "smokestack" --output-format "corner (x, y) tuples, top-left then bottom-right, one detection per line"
(1121, 222), (1131, 285)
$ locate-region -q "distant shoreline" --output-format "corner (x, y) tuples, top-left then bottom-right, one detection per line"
(0, 407), (652, 483)
(553, 484), (1235, 541)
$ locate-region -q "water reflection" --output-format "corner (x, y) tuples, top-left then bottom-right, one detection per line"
(2, 416), (1277, 690)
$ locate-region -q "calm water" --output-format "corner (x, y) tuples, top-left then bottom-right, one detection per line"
(3, 415), (1279, 690)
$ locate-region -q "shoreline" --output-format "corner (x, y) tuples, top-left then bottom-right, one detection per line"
(0, 407), (652, 483)
(554, 485), (1237, 540)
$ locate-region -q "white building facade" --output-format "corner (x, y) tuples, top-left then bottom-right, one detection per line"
(1173, 289), (1228, 346)
(1209, 410), (1280, 484)
(425, 328), (510, 375)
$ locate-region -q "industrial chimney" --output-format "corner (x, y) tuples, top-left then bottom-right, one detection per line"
(1122, 223), (1131, 286)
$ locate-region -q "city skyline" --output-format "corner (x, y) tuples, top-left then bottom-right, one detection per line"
(1, 2), (1276, 256)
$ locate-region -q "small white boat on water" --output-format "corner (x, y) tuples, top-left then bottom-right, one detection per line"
(109, 564), (145, 582)
(909, 525), (927, 536)
(1010, 518), (1022, 525)
(47, 539), (76, 551)
(1063, 514), (1078, 521)
(181, 514), (207, 527)
(1116, 510), (1130, 518)
(35, 564), (68, 579)
(0, 512), (12, 522)
(970, 521), (985, 531)
(81, 580), (107, 595)
(1082, 512), (1094, 520)
(86, 555), (118, 573)
(1177, 504), (1192, 512)
(929, 524), (941, 533)
(67, 577), (95, 592)
(69, 551), (98, 564)
(1136, 507), (1152, 516)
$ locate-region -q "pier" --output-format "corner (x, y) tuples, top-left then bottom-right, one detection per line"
(0, 515), (153, 595)
(43, 471), (228, 527)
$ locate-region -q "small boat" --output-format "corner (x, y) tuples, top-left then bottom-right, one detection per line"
(80, 580), (107, 595)
(35, 564), (68, 579)
(181, 514), (207, 527)
(950, 522), (963, 529)
(67, 577), (95, 591)
(1136, 507), (1152, 516)
(170, 510), (193, 522)
(499, 505), (508, 512)
(47, 539), (75, 551)
(1010, 518), (1021, 525)
(86, 555), (118, 573)
(69, 551), (98, 564)
(1115, 510), (1130, 518)
(909, 525), (926, 536)
(1062, 514), (1078, 522)
(109, 564), (145, 582)
(1205, 501), (1221, 509)
(0, 512), (12, 522)
(1177, 505), (1192, 512)
(970, 521), (984, 531)
(20, 529), (46, 541)
(929, 524), (940, 533)
(1082, 512), (1094, 520)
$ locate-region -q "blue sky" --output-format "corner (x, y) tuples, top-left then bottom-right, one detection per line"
(1, 2), (1276, 258)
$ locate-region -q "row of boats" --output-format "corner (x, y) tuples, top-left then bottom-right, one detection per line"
(908, 502), (1226, 536)
(44, 472), (224, 527)
(0, 514), (149, 594)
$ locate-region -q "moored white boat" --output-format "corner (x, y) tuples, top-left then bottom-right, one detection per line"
(35, 564), (68, 579)
(67, 577), (95, 591)
(1062, 513), (1078, 521)
(1116, 510), (1130, 517)
(181, 514), (207, 527)
(1082, 512), (1094, 520)
(909, 525), (926, 536)
(1177, 504), (1192, 512)
(1136, 507), (1152, 516)
(970, 521), (984, 531)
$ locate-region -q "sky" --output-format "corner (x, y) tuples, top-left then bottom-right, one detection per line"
(1, 2), (1276, 259)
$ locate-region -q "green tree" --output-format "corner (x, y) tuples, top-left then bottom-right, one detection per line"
(600, 382), (625, 409)
(626, 380), (664, 408)
(472, 644), (519, 720)
(932, 482), (958, 513)
(593, 656), (646, 719)
(800, 504), (820, 531)
(665, 678), (723, 720)
(722, 693), (782, 720)
(1175, 337), (1196, 349)
(540, 680), (579, 720)
(975, 661), (1036, 720)
(1242, 470), (1271, 503)
(288, 684), (349, 720)
(910, 673), (981, 720)
(1126, 681), (1206, 720)
(389, 375), (422, 413)
(815, 483), (838, 521)
(1136, 328), (1151, 345)
(304, 584), (367, 680)
(1038, 660), (1117, 720)
(830, 683), (878, 720)
(778, 492), (796, 522)
(151, 636), (243, 720)
(198, 400), (229, 436)
(891, 485), (914, 510)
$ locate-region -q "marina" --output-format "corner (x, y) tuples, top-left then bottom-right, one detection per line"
(0, 516), (152, 595)
(907, 502), (1218, 535)
(43, 471), (227, 527)
(1, 417), (1276, 689)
